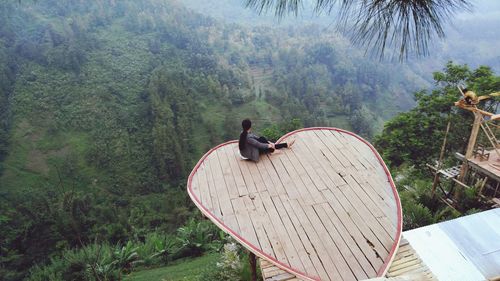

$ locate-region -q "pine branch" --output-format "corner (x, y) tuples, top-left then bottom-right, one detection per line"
(244, 0), (472, 60)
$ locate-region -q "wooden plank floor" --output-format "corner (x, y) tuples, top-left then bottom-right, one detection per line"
(260, 238), (437, 281)
(260, 259), (302, 281)
(188, 128), (402, 281)
(385, 238), (437, 280)
(468, 149), (500, 182)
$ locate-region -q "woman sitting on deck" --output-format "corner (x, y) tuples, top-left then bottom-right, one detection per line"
(238, 119), (294, 162)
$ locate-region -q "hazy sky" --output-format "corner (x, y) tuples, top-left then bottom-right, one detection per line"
(183, 0), (500, 27)
(462, 0), (500, 18)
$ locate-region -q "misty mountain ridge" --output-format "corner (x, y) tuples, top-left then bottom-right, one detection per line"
(183, 0), (500, 73)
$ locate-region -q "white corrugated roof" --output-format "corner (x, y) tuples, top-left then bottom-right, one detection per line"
(404, 208), (500, 281)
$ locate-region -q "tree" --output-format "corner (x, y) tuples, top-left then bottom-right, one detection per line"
(245, 0), (471, 59)
(374, 62), (500, 168)
(148, 71), (185, 183)
(0, 43), (14, 176)
(350, 108), (373, 139)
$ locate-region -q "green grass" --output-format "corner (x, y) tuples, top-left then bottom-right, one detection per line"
(123, 253), (220, 281)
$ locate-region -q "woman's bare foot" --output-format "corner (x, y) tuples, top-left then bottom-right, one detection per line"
(288, 139), (295, 148)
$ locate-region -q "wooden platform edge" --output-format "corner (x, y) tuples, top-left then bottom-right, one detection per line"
(278, 127), (403, 277)
(260, 259), (299, 281)
(187, 127), (403, 280)
(187, 139), (319, 281)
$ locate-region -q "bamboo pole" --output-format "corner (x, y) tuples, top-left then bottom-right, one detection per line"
(457, 112), (483, 201)
(459, 112), (483, 181)
(432, 118), (451, 197)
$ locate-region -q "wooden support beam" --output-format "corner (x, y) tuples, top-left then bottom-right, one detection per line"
(491, 198), (500, 208)
(459, 112), (483, 182)
(440, 197), (461, 213)
(480, 123), (500, 158)
(454, 101), (496, 117)
(432, 119), (451, 197)
(428, 164), (469, 188)
(478, 177), (488, 195)
(249, 252), (257, 281)
(451, 176), (471, 190)
(426, 164), (450, 197)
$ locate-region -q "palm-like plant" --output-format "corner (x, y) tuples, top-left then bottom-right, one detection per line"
(177, 221), (210, 255)
(245, 0), (472, 59)
(138, 232), (178, 265)
(112, 241), (141, 272)
(175, 219), (219, 257)
(87, 258), (118, 281)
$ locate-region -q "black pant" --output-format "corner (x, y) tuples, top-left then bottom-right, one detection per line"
(257, 136), (287, 153)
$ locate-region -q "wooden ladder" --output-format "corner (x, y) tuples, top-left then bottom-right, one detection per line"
(480, 118), (500, 158)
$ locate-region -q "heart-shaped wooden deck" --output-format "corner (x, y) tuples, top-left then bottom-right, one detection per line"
(187, 128), (402, 281)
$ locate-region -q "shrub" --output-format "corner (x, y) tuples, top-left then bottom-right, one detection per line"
(64, 243), (120, 281)
(174, 219), (222, 259)
(434, 206), (461, 223)
(136, 232), (178, 266)
(260, 125), (282, 142)
(401, 197), (434, 230)
(112, 241), (141, 273)
(26, 260), (65, 281)
(26, 219), (226, 280)
(27, 243), (121, 281)
(458, 184), (483, 211)
(196, 241), (242, 281)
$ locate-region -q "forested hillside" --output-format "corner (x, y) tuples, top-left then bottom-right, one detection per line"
(0, 0), (430, 280)
(375, 62), (500, 230)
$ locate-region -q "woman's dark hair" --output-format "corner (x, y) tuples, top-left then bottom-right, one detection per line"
(239, 119), (252, 150)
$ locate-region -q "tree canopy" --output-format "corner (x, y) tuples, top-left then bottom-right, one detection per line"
(375, 62), (500, 168)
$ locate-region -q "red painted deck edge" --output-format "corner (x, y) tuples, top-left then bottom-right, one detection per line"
(187, 127), (402, 280)
(186, 140), (319, 281)
(277, 127), (403, 277)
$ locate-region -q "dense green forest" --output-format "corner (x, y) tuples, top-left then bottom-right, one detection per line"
(375, 62), (500, 229)
(0, 0), (498, 280)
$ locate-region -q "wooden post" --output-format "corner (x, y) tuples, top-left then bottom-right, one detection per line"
(459, 112), (483, 181)
(432, 118), (451, 197)
(249, 252), (257, 281)
(479, 177), (487, 195)
(457, 112), (482, 201)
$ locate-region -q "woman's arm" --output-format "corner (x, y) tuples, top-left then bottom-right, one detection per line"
(247, 136), (273, 150)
